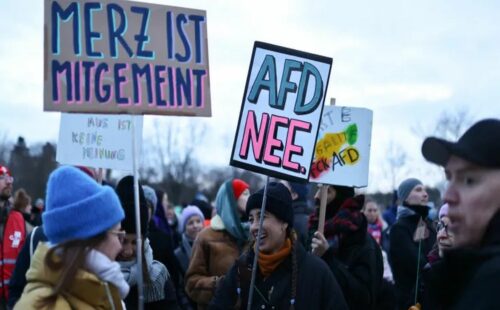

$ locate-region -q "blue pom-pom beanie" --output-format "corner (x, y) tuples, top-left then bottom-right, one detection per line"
(43, 166), (125, 244)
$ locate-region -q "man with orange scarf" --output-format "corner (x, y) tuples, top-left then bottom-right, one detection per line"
(209, 182), (347, 309)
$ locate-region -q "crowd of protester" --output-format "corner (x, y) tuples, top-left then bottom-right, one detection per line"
(0, 118), (498, 309)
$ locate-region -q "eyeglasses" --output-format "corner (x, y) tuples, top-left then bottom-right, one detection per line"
(436, 221), (449, 234)
(0, 175), (13, 183)
(109, 230), (126, 243)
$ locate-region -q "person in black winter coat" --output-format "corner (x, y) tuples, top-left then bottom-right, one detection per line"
(280, 180), (312, 248)
(389, 178), (436, 309)
(116, 177), (179, 310)
(421, 118), (500, 309)
(310, 189), (383, 310)
(143, 185), (190, 309)
(210, 182), (347, 310)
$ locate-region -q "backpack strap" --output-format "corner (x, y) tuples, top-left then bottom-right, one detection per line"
(30, 226), (39, 258)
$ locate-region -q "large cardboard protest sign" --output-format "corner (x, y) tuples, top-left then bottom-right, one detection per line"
(309, 106), (373, 187)
(44, 0), (211, 116)
(56, 113), (143, 171)
(230, 42), (332, 182)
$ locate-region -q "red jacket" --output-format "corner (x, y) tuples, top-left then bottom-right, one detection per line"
(2, 210), (27, 300)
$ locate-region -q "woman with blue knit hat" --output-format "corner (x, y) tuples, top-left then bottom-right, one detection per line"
(209, 182), (347, 309)
(389, 178), (436, 309)
(185, 178), (250, 310)
(14, 166), (128, 309)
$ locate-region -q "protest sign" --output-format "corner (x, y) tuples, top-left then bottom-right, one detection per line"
(44, 0), (211, 116)
(230, 42), (332, 182)
(310, 106), (373, 187)
(56, 113), (143, 171)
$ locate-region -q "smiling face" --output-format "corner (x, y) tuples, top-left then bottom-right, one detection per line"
(444, 155), (500, 248)
(185, 215), (204, 240)
(405, 184), (429, 206)
(249, 208), (287, 254)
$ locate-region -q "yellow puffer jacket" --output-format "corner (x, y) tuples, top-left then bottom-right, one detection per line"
(14, 243), (124, 310)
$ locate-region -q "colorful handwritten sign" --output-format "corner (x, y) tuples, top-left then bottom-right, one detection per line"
(44, 0), (211, 116)
(56, 113), (143, 171)
(310, 106), (373, 187)
(230, 42), (332, 182)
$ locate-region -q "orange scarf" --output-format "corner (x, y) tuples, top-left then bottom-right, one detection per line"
(257, 238), (292, 277)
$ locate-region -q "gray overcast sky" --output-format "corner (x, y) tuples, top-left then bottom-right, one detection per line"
(1, 0), (500, 192)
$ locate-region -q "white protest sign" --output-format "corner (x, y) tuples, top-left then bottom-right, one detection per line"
(309, 106), (373, 187)
(56, 113), (143, 171)
(230, 42), (332, 182)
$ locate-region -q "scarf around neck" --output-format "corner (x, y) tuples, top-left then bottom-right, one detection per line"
(257, 238), (292, 278)
(118, 238), (168, 302)
(85, 249), (130, 299)
(181, 233), (194, 258)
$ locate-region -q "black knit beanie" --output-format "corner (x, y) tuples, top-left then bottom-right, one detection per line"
(115, 176), (149, 236)
(246, 182), (294, 227)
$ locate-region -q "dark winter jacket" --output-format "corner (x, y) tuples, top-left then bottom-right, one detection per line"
(148, 221), (183, 286)
(310, 195), (384, 310)
(322, 231), (384, 310)
(124, 279), (180, 310)
(424, 211), (500, 310)
(292, 200), (310, 248)
(389, 211), (436, 309)
(149, 219), (195, 309)
(208, 242), (348, 310)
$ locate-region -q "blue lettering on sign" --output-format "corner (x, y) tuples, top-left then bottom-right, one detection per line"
(175, 14), (191, 62)
(84, 2), (103, 58)
(95, 62), (111, 102)
(295, 62), (323, 115)
(277, 59), (302, 109)
(51, 1), (81, 56)
(189, 15), (205, 63)
(131, 6), (155, 59)
(114, 63), (129, 104)
(82, 61), (95, 101)
(176, 67), (191, 106)
(132, 63), (153, 104)
(106, 3), (133, 58)
(247, 55), (324, 115)
(247, 55), (277, 107)
(52, 60), (72, 101)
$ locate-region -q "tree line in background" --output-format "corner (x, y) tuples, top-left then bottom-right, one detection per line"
(0, 108), (473, 208)
(0, 135), (267, 206)
(0, 136), (438, 211)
